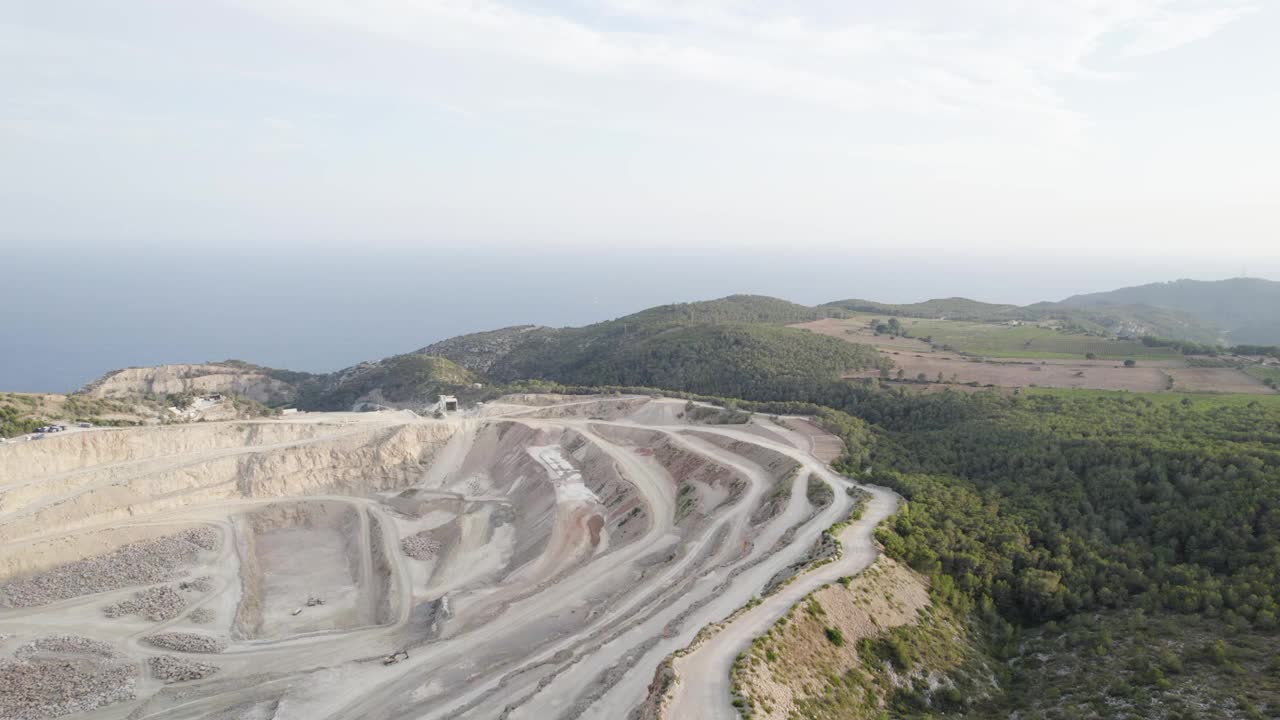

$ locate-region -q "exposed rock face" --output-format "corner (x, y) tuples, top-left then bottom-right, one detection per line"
(83, 364), (298, 405)
(0, 421), (457, 559)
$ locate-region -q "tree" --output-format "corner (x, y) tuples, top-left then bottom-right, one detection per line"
(1124, 359), (1136, 368)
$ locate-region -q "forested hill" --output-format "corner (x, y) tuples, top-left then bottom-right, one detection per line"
(620, 294), (834, 325)
(1061, 277), (1280, 345)
(422, 295), (883, 396)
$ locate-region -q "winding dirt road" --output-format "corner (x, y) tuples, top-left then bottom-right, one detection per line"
(0, 397), (899, 720)
(665, 482), (899, 719)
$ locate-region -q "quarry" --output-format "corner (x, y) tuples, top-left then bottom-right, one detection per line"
(0, 394), (896, 720)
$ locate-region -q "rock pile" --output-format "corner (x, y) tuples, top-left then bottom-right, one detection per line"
(2, 527), (220, 607)
(179, 576), (214, 593)
(401, 531), (442, 560)
(148, 654), (219, 683)
(143, 632), (227, 654)
(1, 635), (136, 720)
(103, 585), (187, 621)
(188, 608), (216, 624)
(14, 635), (119, 660)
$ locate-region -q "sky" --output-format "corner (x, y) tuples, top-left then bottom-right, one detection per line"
(2, 1), (1279, 390)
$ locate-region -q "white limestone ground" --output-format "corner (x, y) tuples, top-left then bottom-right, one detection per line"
(0, 397), (892, 720)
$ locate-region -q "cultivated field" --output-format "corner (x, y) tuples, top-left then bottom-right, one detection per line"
(0, 396), (893, 720)
(852, 353), (1173, 391)
(794, 315), (1180, 360)
(796, 317), (1277, 395)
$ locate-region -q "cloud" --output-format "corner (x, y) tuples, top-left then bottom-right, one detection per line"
(2, 0), (1267, 255)
(1121, 4), (1257, 57)
(228, 0), (1251, 146)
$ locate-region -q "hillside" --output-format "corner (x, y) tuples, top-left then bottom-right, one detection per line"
(291, 353), (477, 411)
(732, 558), (993, 719)
(50, 296), (873, 416)
(424, 296), (881, 396)
(59, 285), (1277, 418)
(1060, 277), (1280, 345)
(416, 325), (565, 374)
(622, 295), (835, 325)
(83, 362), (307, 406)
(822, 297), (1036, 322)
(496, 323), (883, 397)
(0, 392), (160, 438)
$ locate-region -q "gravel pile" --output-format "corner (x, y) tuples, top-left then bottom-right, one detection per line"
(148, 655), (219, 683)
(401, 531), (441, 560)
(188, 608), (216, 624)
(103, 585), (187, 622)
(143, 632), (227, 654)
(14, 635), (120, 660)
(2, 528), (221, 608)
(179, 576), (214, 593)
(0, 656), (136, 720)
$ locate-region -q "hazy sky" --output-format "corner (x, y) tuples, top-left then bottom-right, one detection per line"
(2, 0), (1277, 257)
(3, 2), (1279, 391)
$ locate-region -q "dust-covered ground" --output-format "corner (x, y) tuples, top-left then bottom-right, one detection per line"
(0, 395), (890, 720)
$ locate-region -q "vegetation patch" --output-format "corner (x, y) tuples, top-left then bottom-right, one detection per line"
(996, 609), (1280, 719)
(732, 558), (993, 720)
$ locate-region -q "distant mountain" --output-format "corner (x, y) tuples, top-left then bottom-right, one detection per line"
(1059, 278), (1280, 345)
(822, 297), (1036, 322)
(63, 281), (1274, 419)
(57, 296), (874, 416)
(823, 295), (1222, 344)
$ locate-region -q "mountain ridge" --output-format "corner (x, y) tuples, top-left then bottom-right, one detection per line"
(1060, 277), (1280, 345)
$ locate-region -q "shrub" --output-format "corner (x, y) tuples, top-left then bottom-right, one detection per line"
(825, 627), (845, 647)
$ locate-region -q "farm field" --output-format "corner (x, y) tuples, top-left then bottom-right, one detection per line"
(795, 317), (935, 354)
(1246, 364), (1280, 387)
(1167, 366), (1271, 393)
(846, 352), (1172, 392)
(800, 317), (1277, 395)
(848, 350), (1275, 395)
(793, 315), (1181, 360)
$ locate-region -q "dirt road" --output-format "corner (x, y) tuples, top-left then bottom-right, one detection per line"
(0, 397), (898, 720)
(665, 482), (899, 719)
